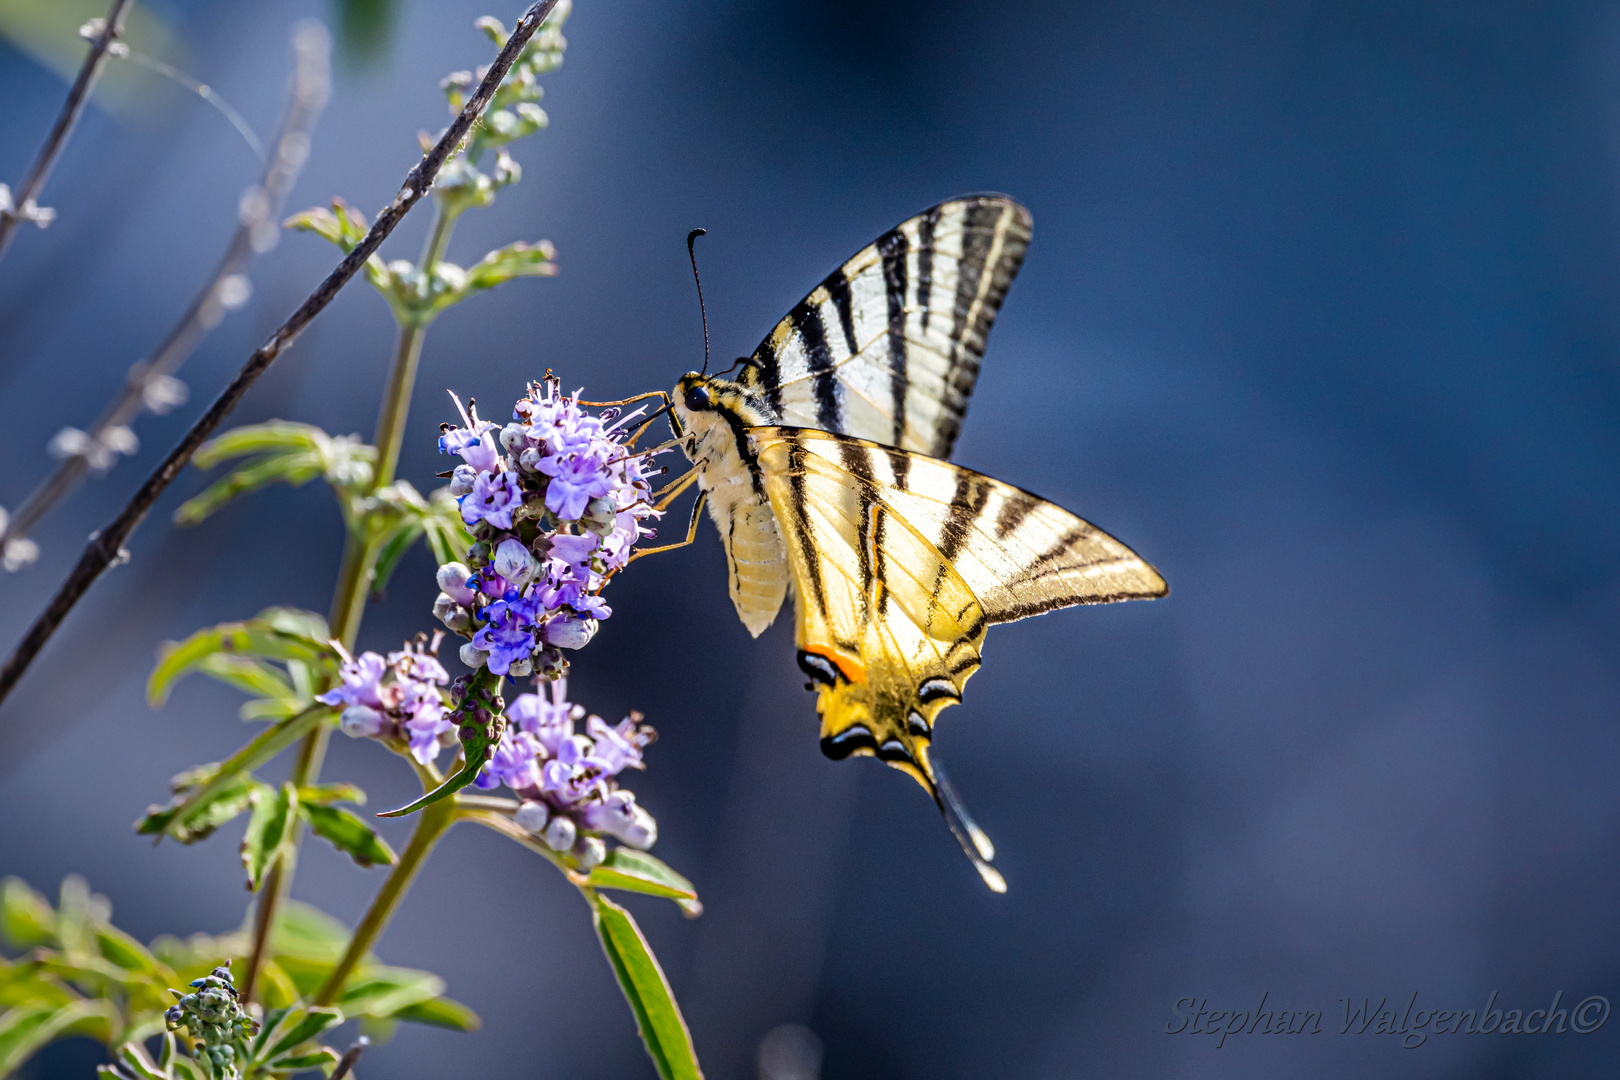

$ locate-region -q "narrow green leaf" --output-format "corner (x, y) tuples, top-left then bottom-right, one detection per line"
(390, 995), (482, 1031)
(147, 614), (330, 707)
(284, 199), (369, 253)
(334, 965), (441, 1017)
(250, 1006), (293, 1059)
(463, 239), (557, 292)
(0, 878), (55, 948)
(267, 1048), (341, 1070)
(369, 519), (425, 599)
(240, 784), (299, 890)
(191, 421), (324, 468)
(259, 1005), (343, 1062)
(193, 653), (298, 704)
(108, 1039), (168, 1080)
(139, 705), (324, 841)
(0, 999), (117, 1076)
(173, 449), (324, 525)
(269, 901), (351, 963)
(586, 850), (701, 912)
(589, 892), (704, 1080)
(137, 774), (258, 844)
(302, 804), (396, 869)
(95, 925), (166, 977)
(296, 783), (365, 806)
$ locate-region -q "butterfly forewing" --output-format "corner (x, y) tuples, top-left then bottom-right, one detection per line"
(741, 196), (1032, 457)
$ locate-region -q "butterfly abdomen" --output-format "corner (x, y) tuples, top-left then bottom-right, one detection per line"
(673, 374), (790, 637)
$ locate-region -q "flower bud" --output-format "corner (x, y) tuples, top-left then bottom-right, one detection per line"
(542, 613), (597, 650)
(533, 646), (568, 680)
(492, 537), (541, 588)
(339, 704), (386, 738)
(574, 834), (606, 869)
(506, 655), (533, 677)
(433, 592), (471, 632)
(500, 422), (528, 453)
(582, 496), (617, 537)
(436, 562), (478, 605)
(459, 643), (490, 669)
(514, 799), (549, 834)
(543, 813), (577, 851)
(449, 463), (479, 497)
(519, 446), (544, 471)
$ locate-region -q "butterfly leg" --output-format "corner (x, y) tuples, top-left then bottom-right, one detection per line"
(652, 467), (698, 510)
(627, 490), (706, 563)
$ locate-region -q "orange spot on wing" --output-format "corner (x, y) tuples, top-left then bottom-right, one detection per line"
(805, 646), (866, 684)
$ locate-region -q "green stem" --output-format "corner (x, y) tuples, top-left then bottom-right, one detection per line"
(315, 797), (458, 1006)
(241, 196), (462, 1005)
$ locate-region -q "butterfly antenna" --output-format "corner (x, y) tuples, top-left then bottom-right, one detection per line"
(687, 228), (711, 374)
(931, 755), (1006, 893)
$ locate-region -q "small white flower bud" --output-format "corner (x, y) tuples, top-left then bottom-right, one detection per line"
(459, 643), (490, 669)
(514, 800), (549, 834)
(506, 656), (533, 677)
(433, 593), (471, 632)
(500, 423), (527, 453)
(542, 814), (576, 851)
(339, 705), (385, 738)
(542, 614), (597, 650)
(492, 538), (540, 588)
(574, 835), (605, 869)
(436, 562), (477, 605)
(582, 496), (617, 538)
(618, 805), (658, 850)
(449, 464), (478, 496)
(519, 447), (543, 471)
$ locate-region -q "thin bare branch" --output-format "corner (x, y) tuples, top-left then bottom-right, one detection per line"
(330, 1036), (370, 1080)
(0, 21), (333, 569)
(0, 0), (564, 712)
(0, 0), (136, 264)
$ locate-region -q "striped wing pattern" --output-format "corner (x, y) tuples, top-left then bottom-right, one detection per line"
(740, 195), (1032, 458)
(750, 427), (1166, 884)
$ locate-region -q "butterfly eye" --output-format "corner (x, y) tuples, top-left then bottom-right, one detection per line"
(683, 384), (712, 412)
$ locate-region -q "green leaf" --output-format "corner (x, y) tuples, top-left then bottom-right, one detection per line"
(148, 610), (331, 707)
(138, 705), (324, 843)
(302, 804), (396, 869)
(296, 783), (365, 806)
(193, 653), (298, 706)
(369, 518), (424, 599)
(333, 965), (440, 1017)
(283, 199), (370, 253)
(389, 995), (481, 1031)
(137, 773), (259, 844)
(463, 240), (557, 292)
(588, 892), (704, 1080)
(0, 999), (117, 1076)
(269, 902), (351, 963)
(240, 784), (299, 890)
(586, 850), (701, 914)
(258, 1005), (343, 1063)
(0, 878), (55, 948)
(177, 423), (375, 525)
(95, 925), (166, 978)
(267, 1048), (341, 1071)
(174, 449), (325, 526)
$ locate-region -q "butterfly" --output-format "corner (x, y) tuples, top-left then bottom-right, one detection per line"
(661, 195), (1167, 890)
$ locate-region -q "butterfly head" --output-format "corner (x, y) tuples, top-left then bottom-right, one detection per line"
(670, 371), (774, 462)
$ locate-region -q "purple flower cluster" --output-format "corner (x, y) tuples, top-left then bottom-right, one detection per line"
(476, 678), (659, 854)
(317, 638), (454, 764)
(433, 379), (661, 679)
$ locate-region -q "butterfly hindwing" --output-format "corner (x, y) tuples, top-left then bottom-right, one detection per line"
(740, 195), (1032, 457)
(750, 428), (988, 800)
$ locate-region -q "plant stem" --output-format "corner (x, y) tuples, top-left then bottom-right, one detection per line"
(239, 158), (466, 1012)
(0, 0), (135, 265)
(315, 797), (458, 1006)
(0, 0), (562, 712)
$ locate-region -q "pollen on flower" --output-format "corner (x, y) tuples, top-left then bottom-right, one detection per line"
(431, 374), (665, 680)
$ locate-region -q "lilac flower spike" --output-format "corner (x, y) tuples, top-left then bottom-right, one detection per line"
(433, 373), (666, 680)
(322, 638), (455, 765)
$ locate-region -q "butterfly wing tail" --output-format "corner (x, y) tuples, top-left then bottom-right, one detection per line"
(930, 753), (1006, 893)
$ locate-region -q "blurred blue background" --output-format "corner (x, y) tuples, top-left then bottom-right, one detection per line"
(3, 0), (1619, 1077)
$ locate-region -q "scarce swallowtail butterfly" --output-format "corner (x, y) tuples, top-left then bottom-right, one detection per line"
(663, 195), (1167, 891)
